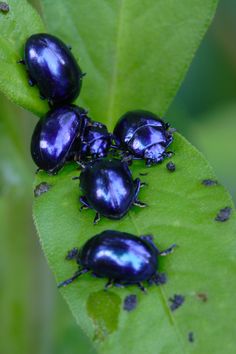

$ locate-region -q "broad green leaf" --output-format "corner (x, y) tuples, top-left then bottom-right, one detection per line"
(41, 0), (218, 128)
(0, 0), (47, 116)
(190, 103), (236, 202)
(34, 133), (236, 354)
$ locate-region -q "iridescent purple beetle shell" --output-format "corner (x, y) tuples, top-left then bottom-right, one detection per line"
(24, 33), (83, 105)
(113, 110), (173, 166)
(31, 105), (88, 173)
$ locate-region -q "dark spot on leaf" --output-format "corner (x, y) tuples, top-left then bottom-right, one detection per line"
(169, 294), (185, 311)
(188, 332), (194, 343)
(34, 182), (52, 197)
(202, 179), (218, 186)
(139, 172), (148, 176)
(0, 2), (9, 13)
(166, 161), (176, 172)
(149, 272), (167, 286)
(123, 294), (137, 312)
(197, 292), (208, 302)
(87, 290), (121, 341)
(215, 207), (232, 222)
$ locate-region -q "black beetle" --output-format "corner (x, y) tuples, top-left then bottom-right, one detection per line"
(22, 33), (83, 105)
(113, 110), (174, 166)
(58, 230), (176, 291)
(79, 122), (112, 161)
(31, 105), (89, 174)
(79, 159), (146, 224)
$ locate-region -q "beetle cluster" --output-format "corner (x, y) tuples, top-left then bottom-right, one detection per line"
(22, 33), (176, 292)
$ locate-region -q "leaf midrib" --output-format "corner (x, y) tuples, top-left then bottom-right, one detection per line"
(127, 211), (187, 354)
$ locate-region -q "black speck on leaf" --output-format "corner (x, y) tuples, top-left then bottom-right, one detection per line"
(0, 2), (9, 13)
(202, 179), (218, 186)
(197, 292), (208, 302)
(123, 294), (137, 312)
(166, 161), (176, 172)
(169, 294), (185, 311)
(34, 182), (52, 197)
(215, 207), (232, 222)
(188, 332), (194, 343)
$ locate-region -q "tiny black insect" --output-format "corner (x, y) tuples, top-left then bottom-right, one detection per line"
(113, 110), (174, 166)
(58, 230), (176, 291)
(123, 294), (138, 312)
(0, 1), (9, 13)
(79, 158), (147, 224)
(34, 182), (52, 197)
(166, 161), (176, 172)
(188, 332), (194, 343)
(22, 33), (84, 106)
(169, 294), (185, 311)
(215, 207), (232, 222)
(31, 105), (89, 174)
(202, 179), (218, 186)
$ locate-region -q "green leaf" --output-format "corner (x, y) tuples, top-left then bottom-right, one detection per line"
(0, 0), (48, 116)
(33, 133), (236, 354)
(41, 0), (218, 129)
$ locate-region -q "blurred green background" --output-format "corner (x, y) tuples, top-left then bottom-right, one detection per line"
(1, 1), (236, 353)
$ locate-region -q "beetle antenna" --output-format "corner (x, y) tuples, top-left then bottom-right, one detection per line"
(159, 244), (177, 256)
(57, 269), (88, 288)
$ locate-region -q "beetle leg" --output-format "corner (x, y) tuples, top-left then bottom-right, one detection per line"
(80, 196), (90, 211)
(159, 244), (177, 256)
(145, 158), (152, 167)
(40, 93), (46, 100)
(140, 182), (148, 188)
(137, 282), (147, 293)
(93, 212), (101, 225)
(104, 279), (114, 291)
(65, 247), (79, 261)
(57, 268), (89, 288)
(121, 154), (134, 165)
(17, 59), (25, 64)
(35, 168), (41, 174)
(114, 282), (124, 288)
(164, 151), (174, 158)
(28, 77), (36, 87)
(133, 200), (148, 208)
